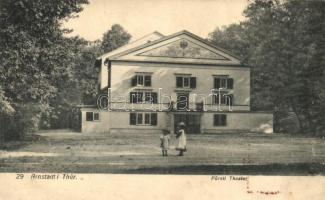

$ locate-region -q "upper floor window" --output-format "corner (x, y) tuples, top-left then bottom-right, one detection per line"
(131, 74), (151, 87)
(130, 92), (158, 103)
(214, 76), (233, 89)
(176, 76), (196, 88)
(212, 92), (233, 106)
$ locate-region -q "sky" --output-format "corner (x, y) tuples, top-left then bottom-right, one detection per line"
(63, 0), (248, 41)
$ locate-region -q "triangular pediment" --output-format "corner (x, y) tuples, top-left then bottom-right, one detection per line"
(109, 30), (242, 66)
(137, 39), (228, 60)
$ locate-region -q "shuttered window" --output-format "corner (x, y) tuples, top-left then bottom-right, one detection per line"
(213, 93), (233, 105)
(131, 74), (152, 87)
(130, 92), (143, 103)
(214, 77), (234, 89)
(129, 112), (158, 126)
(176, 76), (197, 88)
(130, 92), (158, 103)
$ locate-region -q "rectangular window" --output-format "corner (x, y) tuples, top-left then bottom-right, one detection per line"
(212, 93), (233, 106)
(176, 76), (196, 88)
(183, 77), (189, 87)
(131, 74), (152, 87)
(137, 75), (144, 86)
(130, 92), (158, 103)
(214, 76), (234, 89)
(130, 113), (158, 126)
(86, 112), (100, 122)
(86, 112), (93, 121)
(94, 113), (100, 121)
(214, 114), (227, 126)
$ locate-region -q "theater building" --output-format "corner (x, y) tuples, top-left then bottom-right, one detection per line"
(80, 30), (273, 134)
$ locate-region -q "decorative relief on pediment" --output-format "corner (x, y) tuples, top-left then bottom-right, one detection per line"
(137, 39), (228, 60)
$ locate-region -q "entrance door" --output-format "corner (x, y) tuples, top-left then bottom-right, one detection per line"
(174, 114), (201, 134)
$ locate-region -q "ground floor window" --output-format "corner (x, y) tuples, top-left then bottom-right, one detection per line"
(130, 112), (157, 126)
(86, 112), (100, 121)
(214, 114), (227, 126)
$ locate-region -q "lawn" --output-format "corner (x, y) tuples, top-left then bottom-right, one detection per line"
(0, 130), (325, 174)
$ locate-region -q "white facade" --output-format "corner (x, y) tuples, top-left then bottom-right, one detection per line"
(81, 30), (273, 134)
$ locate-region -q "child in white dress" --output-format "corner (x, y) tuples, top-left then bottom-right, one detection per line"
(175, 122), (187, 156)
(160, 130), (171, 156)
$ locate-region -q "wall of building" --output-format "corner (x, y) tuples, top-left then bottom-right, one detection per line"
(109, 62), (250, 111)
(81, 109), (168, 134)
(201, 112), (273, 133)
(81, 107), (273, 134)
(81, 108), (110, 133)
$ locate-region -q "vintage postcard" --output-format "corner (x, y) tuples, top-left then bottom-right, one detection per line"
(0, 0), (324, 199)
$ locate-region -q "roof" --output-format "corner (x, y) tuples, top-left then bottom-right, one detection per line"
(97, 31), (164, 60)
(97, 30), (244, 66)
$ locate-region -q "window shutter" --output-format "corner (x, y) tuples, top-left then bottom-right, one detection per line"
(131, 75), (137, 86)
(226, 94), (233, 106)
(145, 113), (150, 124)
(227, 78), (234, 89)
(152, 92), (158, 103)
(213, 94), (219, 104)
(190, 77), (196, 88)
(213, 114), (219, 126)
(144, 75), (151, 87)
(176, 77), (183, 88)
(137, 113), (143, 124)
(137, 92), (143, 103)
(214, 78), (221, 89)
(221, 114), (227, 126)
(130, 92), (136, 103)
(221, 94), (226, 104)
(94, 113), (100, 121)
(130, 113), (136, 125)
(86, 112), (94, 121)
(144, 92), (150, 102)
(151, 113), (157, 126)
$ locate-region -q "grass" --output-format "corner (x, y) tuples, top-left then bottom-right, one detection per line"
(0, 130), (325, 174)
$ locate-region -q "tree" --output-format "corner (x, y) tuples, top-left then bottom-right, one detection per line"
(208, 23), (250, 62)
(0, 0), (89, 140)
(100, 24), (131, 53)
(208, 0), (325, 135)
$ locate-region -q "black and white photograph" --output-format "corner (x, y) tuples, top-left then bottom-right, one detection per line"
(0, 0), (325, 199)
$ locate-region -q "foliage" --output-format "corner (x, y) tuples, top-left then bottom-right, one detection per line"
(208, 0), (325, 135)
(0, 0), (89, 140)
(41, 38), (101, 130)
(100, 24), (131, 53)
